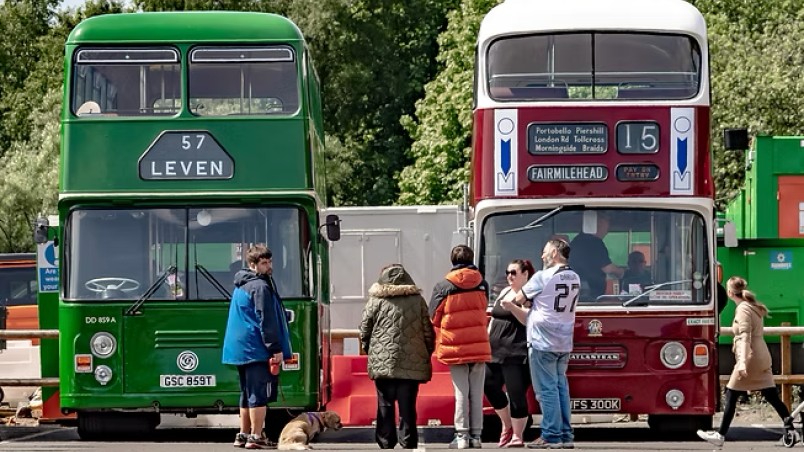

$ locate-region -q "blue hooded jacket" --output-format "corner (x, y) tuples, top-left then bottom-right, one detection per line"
(222, 269), (292, 365)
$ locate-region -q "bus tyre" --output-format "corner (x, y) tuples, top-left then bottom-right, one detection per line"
(0, 386), (4, 404)
(647, 414), (712, 437)
(77, 411), (160, 440)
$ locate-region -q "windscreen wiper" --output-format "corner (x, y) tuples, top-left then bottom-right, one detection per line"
(497, 204), (584, 235)
(195, 264), (231, 299)
(125, 265), (176, 316)
(623, 279), (692, 307)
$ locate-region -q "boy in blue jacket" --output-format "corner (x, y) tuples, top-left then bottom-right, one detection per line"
(222, 244), (292, 449)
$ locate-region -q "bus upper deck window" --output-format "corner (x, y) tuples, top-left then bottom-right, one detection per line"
(487, 32), (701, 101)
(72, 47), (181, 117)
(188, 46), (300, 116)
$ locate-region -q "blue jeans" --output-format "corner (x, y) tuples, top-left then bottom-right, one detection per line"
(529, 349), (573, 444)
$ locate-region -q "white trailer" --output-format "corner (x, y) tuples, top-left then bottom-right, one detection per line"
(325, 205), (467, 330)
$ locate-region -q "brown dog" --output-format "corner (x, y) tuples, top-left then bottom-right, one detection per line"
(277, 411), (343, 450)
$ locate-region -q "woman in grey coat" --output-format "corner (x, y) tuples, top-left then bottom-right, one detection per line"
(360, 264), (435, 450)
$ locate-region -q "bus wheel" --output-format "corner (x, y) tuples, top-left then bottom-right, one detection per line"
(77, 411), (160, 440)
(647, 414), (712, 437)
(0, 386), (4, 404)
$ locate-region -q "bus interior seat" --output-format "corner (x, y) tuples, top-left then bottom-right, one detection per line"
(617, 88), (694, 99)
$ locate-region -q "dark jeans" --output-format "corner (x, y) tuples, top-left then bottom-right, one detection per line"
(375, 378), (421, 449)
(719, 387), (791, 435)
(484, 361), (531, 418)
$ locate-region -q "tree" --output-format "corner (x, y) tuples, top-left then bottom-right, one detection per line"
(692, 0), (804, 206)
(0, 88), (61, 252)
(0, 0), (59, 154)
(296, 0), (458, 206)
(398, 0), (499, 205)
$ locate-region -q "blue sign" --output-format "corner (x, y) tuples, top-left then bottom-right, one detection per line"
(770, 250), (793, 270)
(37, 241), (59, 292)
(39, 268), (59, 292)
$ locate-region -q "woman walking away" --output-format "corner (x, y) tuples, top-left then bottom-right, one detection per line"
(697, 276), (793, 447)
(360, 264), (435, 450)
(484, 259), (535, 448)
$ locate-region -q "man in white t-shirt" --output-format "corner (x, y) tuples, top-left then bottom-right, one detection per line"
(501, 239), (580, 449)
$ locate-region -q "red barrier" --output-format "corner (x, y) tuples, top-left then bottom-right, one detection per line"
(328, 355), (457, 426)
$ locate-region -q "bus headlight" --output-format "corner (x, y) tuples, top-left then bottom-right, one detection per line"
(660, 342), (686, 369)
(665, 389), (684, 409)
(94, 365), (113, 385)
(90, 332), (117, 358)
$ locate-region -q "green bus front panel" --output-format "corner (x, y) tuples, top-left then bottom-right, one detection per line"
(59, 300), (320, 411)
(61, 120), (311, 194)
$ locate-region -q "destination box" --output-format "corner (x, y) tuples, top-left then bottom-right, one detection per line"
(527, 164), (609, 182)
(527, 122), (608, 154)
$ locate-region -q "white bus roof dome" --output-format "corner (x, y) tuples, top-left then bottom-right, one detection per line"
(478, 0), (707, 45)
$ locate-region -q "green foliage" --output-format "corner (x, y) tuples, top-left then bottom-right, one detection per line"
(294, 0), (457, 206)
(136, 0), (291, 13)
(0, 88), (61, 252)
(0, 0), (59, 152)
(398, 0), (500, 205)
(694, 0), (804, 207)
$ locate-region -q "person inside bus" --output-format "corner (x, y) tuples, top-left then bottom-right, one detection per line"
(568, 212), (624, 299)
(619, 251), (652, 294)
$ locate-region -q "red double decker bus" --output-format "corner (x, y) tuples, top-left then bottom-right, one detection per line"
(472, 0), (716, 432)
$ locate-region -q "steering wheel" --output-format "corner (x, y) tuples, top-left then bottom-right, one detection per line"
(85, 277), (141, 293)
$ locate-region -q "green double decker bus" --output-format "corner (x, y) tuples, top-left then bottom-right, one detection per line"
(39, 11), (339, 439)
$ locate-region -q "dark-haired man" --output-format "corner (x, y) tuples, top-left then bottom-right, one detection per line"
(222, 244), (292, 449)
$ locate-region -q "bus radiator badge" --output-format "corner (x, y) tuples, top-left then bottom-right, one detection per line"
(177, 351), (199, 372)
(587, 319), (603, 337)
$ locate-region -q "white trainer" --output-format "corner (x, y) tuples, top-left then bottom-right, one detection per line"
(697, 430), (725, 447)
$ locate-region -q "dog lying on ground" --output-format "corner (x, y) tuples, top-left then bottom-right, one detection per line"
(277, 410), (343, 450)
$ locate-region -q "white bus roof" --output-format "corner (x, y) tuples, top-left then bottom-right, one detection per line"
(479, 0), (707, 45)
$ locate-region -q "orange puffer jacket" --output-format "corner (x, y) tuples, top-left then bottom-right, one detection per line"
(430, 267), (491, 365)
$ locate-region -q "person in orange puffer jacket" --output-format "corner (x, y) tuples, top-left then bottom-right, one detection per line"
(429, 245), (492, 449)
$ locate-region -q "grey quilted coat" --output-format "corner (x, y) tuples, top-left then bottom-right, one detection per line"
(359, 265), (435, 381)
